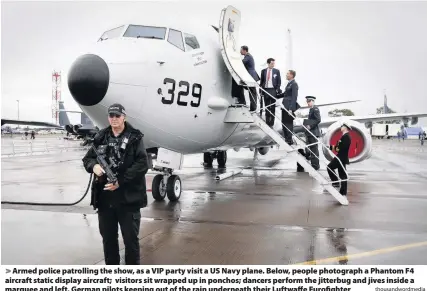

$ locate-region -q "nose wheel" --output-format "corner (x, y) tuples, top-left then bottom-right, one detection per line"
(152, 173), (182, 202)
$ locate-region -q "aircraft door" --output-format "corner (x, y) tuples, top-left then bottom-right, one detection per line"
(219, 5), (257, 88)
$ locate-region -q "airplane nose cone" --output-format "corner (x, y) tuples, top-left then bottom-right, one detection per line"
(67, 54), (109, 106)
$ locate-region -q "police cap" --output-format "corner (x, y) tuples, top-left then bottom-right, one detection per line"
(341, 121), (352, 130)
(108, 103), (126, 116)
(305, 96), (316, 102)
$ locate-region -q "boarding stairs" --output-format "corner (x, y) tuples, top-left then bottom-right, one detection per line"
(223, 89), (349, 206)
(250, 112), (348, 205)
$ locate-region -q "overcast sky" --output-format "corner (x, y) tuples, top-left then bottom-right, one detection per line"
(2, 1), (427, 125)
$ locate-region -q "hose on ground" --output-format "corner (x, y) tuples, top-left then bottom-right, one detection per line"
(1, 174), (93, 206)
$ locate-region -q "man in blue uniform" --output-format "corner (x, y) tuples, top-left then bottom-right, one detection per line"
(302, 96), (321, 170)
(327, 122), (352, 196)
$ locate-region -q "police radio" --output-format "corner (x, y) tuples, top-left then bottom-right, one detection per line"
(121, 136), (129, 150)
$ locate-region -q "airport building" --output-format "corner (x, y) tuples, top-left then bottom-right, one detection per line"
(370, 123), (426, 139)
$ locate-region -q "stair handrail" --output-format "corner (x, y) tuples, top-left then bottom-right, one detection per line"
(241, 82), (349, 183)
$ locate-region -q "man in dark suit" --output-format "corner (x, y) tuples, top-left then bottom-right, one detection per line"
(259, 58), (281, 126)
(277, 70), (300, 145)
(240, 46), (260, 111)
(327, 122), (352, 196)
(302, 96), (321, 170)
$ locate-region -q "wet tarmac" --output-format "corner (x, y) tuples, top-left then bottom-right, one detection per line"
(1, 137), (427, 265)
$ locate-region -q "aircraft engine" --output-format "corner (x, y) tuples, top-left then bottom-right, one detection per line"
(411, 116), (418, 125)
(322, 120), (373, 164)
(402, 117), (409, 127)
(364, 121), (372, 129)
(257, 147), (270, 155)
(73, 124), (82, 134)
(65, 124), (74, 134)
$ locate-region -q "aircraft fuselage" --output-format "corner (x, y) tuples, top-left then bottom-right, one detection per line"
(72, 24), (272, 154)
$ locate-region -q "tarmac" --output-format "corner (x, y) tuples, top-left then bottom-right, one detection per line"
(1, 136), (427, 265)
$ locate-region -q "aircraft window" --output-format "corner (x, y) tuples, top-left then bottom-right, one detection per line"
(184, 33), (200, 51)
(168, 29), (184, 51)
(123, 25), (166, 39)
(98, 25), (124, 41)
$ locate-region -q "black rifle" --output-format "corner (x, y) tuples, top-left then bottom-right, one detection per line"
(92, 145), (118, 184)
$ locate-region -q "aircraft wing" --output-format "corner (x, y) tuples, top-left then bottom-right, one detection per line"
(1, 119), (62, 128)
(318, 112), (427, 128)
(298, 100), (361, 110)
(59, 109), (83, 114)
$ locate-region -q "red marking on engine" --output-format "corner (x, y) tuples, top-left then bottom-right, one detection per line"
(330, 130), (365, 159)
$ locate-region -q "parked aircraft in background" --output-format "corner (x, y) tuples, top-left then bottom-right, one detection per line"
(1, 101), (98, 144)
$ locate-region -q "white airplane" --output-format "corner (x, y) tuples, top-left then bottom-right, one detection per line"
(67, 5), (427, 203)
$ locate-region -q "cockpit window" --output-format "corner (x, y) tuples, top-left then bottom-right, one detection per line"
(168, 29), (184, 51)
(98, 25), (124, 41)
(123, 25), (166, 39)
(184, 33), (200, 51)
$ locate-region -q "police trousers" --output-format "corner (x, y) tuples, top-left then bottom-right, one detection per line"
(306, 135), (320, 169)
(98, 206), (141, 265)
(327, 158), (348, 195)
(296, 135), (319, 170)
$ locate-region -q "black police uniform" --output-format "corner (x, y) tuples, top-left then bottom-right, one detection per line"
(327, 125), (352, 196)
(82, 105), (149, 265)
(277, 79), (300, 144)
(301, 97), (321, 170)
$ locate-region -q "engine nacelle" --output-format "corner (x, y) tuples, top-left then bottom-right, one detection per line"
(322, 120), (372, 164)
(364, 121), (372, 129)
(257, 147), (270, 155)
(402, 117), (409, 127)
(411, 117), (418, 125)
(73, 124), (82, 134)
(65, 124), (74, 134)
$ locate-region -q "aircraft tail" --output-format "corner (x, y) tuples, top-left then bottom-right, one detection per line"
(58, 101), (71, 126)
(285, 28), (292, 70)
(81, 112), (94, 126)
(384, 90), (388, 114)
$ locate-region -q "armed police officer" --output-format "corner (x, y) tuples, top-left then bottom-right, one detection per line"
(82, 103), (149, 265)
(327, 122), (352, 196)
(301, 96), (321, 171)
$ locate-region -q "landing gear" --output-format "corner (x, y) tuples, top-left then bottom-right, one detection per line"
(151, 174), (166, 201)
(203, 150), (227, 168)
(204, 152), (213, 166)
(150, 148), (183, 202)
(151, 172), (182, 202)
(166, 175), (181, 201)
(217, 151), (227, 168)
(80, 137), (94, 147)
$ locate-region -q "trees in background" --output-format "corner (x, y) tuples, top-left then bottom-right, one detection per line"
(328, 108), (355, 117)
